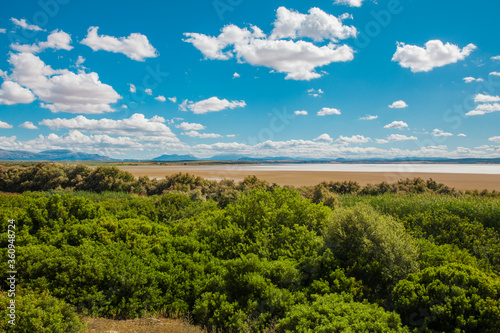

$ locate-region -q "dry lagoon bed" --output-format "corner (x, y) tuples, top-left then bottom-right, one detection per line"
(117, 165), (500, 191)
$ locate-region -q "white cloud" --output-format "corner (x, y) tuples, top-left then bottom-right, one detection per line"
(7, 52), (121, 113)
(474, 93), (500, 103)
(389, 100), (408, 109)
(168, 96), (177, 103)
(19, 121), (38, 130)
(0, 121), (13, 129)
(76, 56), (85, 67)
(489, 136), (500, 143)
(183, 131), (222, 138)
(317, 107), (341, 116)
(466, 103), (500, 116)
(333, 0), (364, 7)
(335, 135), (371, 145)
(0, 29), (6, 34)
(384, 121), (408, 129)
(359, 115), (377, 120)
(463, 77), (483, 83)
(307, 88), (324, 97)
(392, 40), (476, 72)
(432, 129), (453, 137)
(233, 72), (240, 78)
(314, 133), (333, 142)
(0, 81), (36, 105)
(458, 133), (467, 137)
(490, 72), (500, 76)
(294, 110), (308, 115)
(145, 88), (152, 96)
(155, 95), (166, 102)
(121, 104), (128, 108)
(11, 18), (45, 31)
(270, 7), (356, 42)
(10, 29), (73, 53)
(175, 122), (206, 131)
(184, 9), (355, 81)
(181, 97), (246, 114)
(226, 134), (236, 137)
(39, 113), (177, 140)
(491, 56), (500, 61)
(387, 134), (417, 141)
(375, 139), (389, 144)
(81, 27), (158, 61)
(129, 84), (136, 93)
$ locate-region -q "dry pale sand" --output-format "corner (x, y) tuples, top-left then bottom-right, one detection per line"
(117, 165), (500, 191)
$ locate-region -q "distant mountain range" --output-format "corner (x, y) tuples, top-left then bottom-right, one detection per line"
(0, 149), (113, 161)
(1, 148), (499, 164)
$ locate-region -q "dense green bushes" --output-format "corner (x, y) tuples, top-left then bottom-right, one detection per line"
(0, 164), (499, 332)
(0, 290), (83, 333)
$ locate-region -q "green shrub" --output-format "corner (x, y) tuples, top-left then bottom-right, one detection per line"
(276, 293), (408, 333)
(394, 263), (500, 332)
(324, 204), (419, 297)
(0, 290), (84, 333)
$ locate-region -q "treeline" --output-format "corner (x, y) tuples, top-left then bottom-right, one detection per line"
(0, 188), (500, 331)
(1, 163), (497, 202)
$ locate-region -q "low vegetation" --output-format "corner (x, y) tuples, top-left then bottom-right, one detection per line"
(0, 163), (499, 332)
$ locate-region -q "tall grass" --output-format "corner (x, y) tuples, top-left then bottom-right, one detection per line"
(340, 193), (500, 231)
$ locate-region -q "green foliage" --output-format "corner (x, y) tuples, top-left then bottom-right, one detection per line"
(276, 293), (409, 333)
(1, 165), (500, 332)
(324, 204), (419, 297)
(0, 290), (84, 333)
(393, 263), (500, 332)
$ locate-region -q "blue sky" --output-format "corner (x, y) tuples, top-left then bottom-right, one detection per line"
(0, 0), (499, 159)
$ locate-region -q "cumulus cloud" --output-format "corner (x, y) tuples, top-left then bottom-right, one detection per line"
(333, 0), (364, 7)
(0, 81), (36, 105)
(458, 133), (467, 137)
(384, 121), (408, 129)
(463, 77), (483, 83)
(180, 97), (246, 114)
(81, 27), (158, 61)
(335, 135), (371, 145)
(466, 103), (500, 116)
(375, 139), (389, 144)
(307, 88), (324, 97)
(491, 56), (500, 61)
(359, 115), (377, 120)
(489, 136), (500, 143)
(19, 121), (38, 129)
(145, 88), (152, 95)
(183, 131), (222, 138)
(490, 72), (500, 76)
(0, 29), (6, 34)
(7, 52), (121, 113)
(168, 96), (177, 103)
(317, 107), (341, 116)
(389, 100), (408, 109)
(39, 113), (177, 139)
(184, 8), (355, 80)
(233, 72), (240, 78)
(392, 40), (476, 72)
(270, 7), (356, 42)
(0, 120), (13, 129)
(314, 133), (333, 142)
(10, 29), (73, 53)
(11, 18), (45, 31)
(387, 134), (417, 141)
(129, 83), (136, 93)
(294, 110), (308, 115)
(155, 95), (166, 102)
(474, 93), (500, 103)
(432, 129), (453, 137)
(175, 122), (206, 131)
